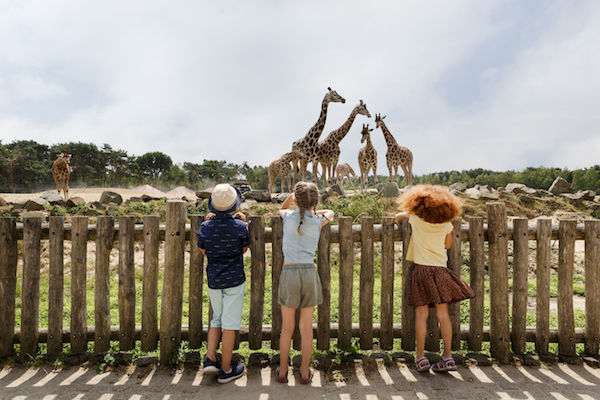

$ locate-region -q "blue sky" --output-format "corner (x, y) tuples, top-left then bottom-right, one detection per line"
(1, 0), (598, 176)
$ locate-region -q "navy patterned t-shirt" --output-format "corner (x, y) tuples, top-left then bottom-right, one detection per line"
(197, 213), (250, 289)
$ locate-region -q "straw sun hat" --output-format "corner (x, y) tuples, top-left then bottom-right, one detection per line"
(208, 183), (242, 213)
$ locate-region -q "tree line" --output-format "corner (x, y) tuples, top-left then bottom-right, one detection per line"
(1, 139), (598, 193)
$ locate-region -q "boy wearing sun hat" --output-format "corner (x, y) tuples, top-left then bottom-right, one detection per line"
(197, 183), (249, 383)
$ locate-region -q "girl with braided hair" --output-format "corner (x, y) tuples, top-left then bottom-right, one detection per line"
(277, 181), (334, 384)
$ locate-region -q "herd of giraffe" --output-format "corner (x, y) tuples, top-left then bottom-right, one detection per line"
(268, 87), (413, 193)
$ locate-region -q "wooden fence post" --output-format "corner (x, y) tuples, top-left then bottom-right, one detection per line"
(71, 216), (88, 354)
(142, 215), (160, 351)
(468, 216), (484, 351)
(21, 216), (42, 357)
(189, 215), (204, 349)
(249, 215), (266, 350)
(48, 216), (65, 355)
(536, 218), (552, 354)
(119, 216), (136, 351)
(0, 217), (17, 357)
(317, 224), (331, 351)
(160, 201), (187, 364)
(401, 219), (415, 351)
(558, 219), (576, 357)
(447, 219), (462, 351)
(359, 217), (374, 350)
(338, 216), (354, 350)
(511, 217), (529, 355)
(585, 219), (600, 355)
(271, 216), (283, 350)
(380, 217), (394, 350)
(95, 216), (114, 353)
(487, 202), (510, 363)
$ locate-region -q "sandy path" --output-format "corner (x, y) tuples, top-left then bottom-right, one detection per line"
(0, 187), (197, 203)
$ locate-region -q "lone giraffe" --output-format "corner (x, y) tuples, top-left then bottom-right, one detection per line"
(317, 100), (370, 185)
(335, 163), (357, 187)
(52, 152), (71, 200)
(358, 124), (379, 191)
(268, 151), (296, 193)
(291, 87), (345, 184)
(374, 114), (413, 186)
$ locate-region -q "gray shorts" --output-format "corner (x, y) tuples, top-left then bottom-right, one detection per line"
(278, 263), (323, 309)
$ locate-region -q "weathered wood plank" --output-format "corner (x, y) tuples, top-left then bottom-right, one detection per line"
(48, 216), (65, 355)
(447, 219), (462, 351)
(94, 216), (114, 353)
(359, 217), (374, 350)
(271, 216), (283, 350)
(487, 202), (510, 363)
(119, 216), (136, 351)
(188, 215), (204, 349)
(558, 219), (576, 357)
(380, 217), (394, 350)
(141, 215), (159, 351)
(536, 218), (552, 354)
(511, 218), (528, 355)
(159, 201), (187, 364)
(468, 217), (484, 351)
(585, 219), (600, 355)
(401, 219), (415, 351)
(317, 224), (331, 351)
(70, 216), (88, 354)
(249, 216), (266, 350)
(21, 217), (42, 357)
(338, 217), (354, 349)
(0, 218), (17, 356)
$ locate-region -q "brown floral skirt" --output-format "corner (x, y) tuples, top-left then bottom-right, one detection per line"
(408, 264), (475, 307)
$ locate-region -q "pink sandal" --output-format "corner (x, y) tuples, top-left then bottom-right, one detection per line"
(415, 357), (431, 372)
(432, 357), (457, 372)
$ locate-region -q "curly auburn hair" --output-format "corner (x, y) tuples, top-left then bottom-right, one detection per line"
(398, 184), (462, 224)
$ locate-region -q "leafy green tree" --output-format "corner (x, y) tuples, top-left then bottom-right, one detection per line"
(135, 152), (173, 183)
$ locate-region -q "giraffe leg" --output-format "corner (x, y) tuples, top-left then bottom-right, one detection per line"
(373, 165), (379, 185)
(63, 175), (70, 200)
(53, 171), (61, 194)
(400, 164), (410, 187)
(312, 161), (318, 185)
(287, 175), (291, 193)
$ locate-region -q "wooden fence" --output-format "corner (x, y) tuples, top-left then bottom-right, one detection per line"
(0, 200), (599, 364)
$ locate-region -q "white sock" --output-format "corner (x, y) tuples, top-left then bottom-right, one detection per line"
(223, 368), (232, 374)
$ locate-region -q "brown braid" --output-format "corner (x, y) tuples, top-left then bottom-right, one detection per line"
(294, 181), (319, 236)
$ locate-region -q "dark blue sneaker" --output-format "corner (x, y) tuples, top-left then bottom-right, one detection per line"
(203, 356), (220, 374)
(217, 363), (245, 383)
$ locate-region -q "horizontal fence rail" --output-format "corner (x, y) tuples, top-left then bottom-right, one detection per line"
(0, 200), (599, 365)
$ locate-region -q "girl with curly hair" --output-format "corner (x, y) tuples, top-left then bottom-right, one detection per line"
(395, 184), (474, 372)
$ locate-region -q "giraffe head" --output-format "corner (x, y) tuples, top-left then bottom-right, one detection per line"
(57, 152), (71, 164)
(355, 100), (371, 118)
(360, 124), (374, 143)
(374, 113), (386, 130)
(324, 87), (345, 104)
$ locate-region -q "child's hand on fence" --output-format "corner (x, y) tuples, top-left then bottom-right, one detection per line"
(205, 213), (215, 221)
(233, 212), (246, 222)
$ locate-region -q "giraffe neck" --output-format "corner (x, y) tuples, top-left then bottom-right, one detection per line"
(305, 98), (330, 143)
(366, 135), (374, 151)
(380, 122), (397, 149)
(329, 109), (359, 144)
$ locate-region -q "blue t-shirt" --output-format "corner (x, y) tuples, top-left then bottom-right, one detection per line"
(197, 213), (250, 289)
(282, 209), (323, 264)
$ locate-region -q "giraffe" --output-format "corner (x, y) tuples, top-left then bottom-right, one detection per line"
(358, 124), (379, 191)
(317, 100), (370, 185)
(52, 152), (71, 200)
(291, 87), (345, 184)
(268, 151), (296, 193)
(335, 163), (356, 187)
(374, 114), (413, 185)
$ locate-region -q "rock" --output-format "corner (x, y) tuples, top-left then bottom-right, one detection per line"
(522, 352), (540, 367)
(465, 185), (499, 200)
(21, 211), (47, 219)
(272, 193), (290, 203)
(196, 189), (212, 199)
(539, 353), (559, 365)
(424, 352), (441, 364)
(65, 197), (86, 208)
(0, 205), (12, 214)
(128, 196), (142, 203)
(517, 194), (537, 206)
(330, 184), (345, 196)
(391, 352), (414, 364)
(380, 182), (400, 198)
(583, 355), (600, 368)
(115, 352), (133, 365)
(0, 197), (6, 206)
(560, 193), (586, 206)
(319, 189), (330, 202)
(248, 352), (270, 368)
(578, 190), (596, 201)
(558, 354), (583, 365)
(370, 352), (388, 361)
(240, 202), (250, 211)
(135, 356), (158, 368)
(314, 354), (334, 371)
(449, 182), (467, 192)
(465, 352), (492, 366)
(549, 177), (572, 195)
(24, 198), (50, 211)
(184, 351), (202, 365)
(243, 189), (271, 202)
(480, 192), (500, 200)
(141, 194), (163, 202)
(40, 192), (64, 204)
(505, 183), (537, 195)
(100, 191), (123, 205)
(536, 189), (554, 197)
(292, 355), (303, 368)
(231, 353), (245, 365)
(105, 205), (120, 214)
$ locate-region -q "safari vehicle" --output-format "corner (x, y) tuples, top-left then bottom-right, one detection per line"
(232, 181), (252, 193)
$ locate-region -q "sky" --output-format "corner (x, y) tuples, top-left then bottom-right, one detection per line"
(1, 0), (599, 177)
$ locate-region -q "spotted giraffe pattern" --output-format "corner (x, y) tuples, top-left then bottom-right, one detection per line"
(358, 124), (379, 191)
(52, 152), (71, 200)
(317, 100), (370, 185)
(268, 151), (296, 193)
(335, 163), (356, 187)
(374, 114), (413, 186)
(291, 87), (345, 183)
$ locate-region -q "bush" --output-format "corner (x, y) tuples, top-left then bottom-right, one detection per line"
(325, 193), (384, 222)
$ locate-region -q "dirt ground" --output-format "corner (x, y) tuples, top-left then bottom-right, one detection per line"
(0, 187), (196, 203)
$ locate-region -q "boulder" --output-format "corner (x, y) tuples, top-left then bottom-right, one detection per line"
(0, 197), (6, 207)
(535, 189), (554, 197)
(128, 196), (142, 203)
(329, 183), (345, 196)
(578, 190), (596, 201)
(196, 189), (212, 200)
(505, 183), (537, 195)
(549, 177), (572, 194)
(465, 184), (499, 200)
(40, 192), (64, 204)
(380, 182), (400, 198)
(448, 182), (467, 192)
(65, 197), (86, 208)
(561, 192), (591, 206)
(272, 193), (290, 203)
(99, 190), (123, 205)
(243, 189), (271, 202)
(141, 194), (163, 202)
(135, 356), (158, 368)
(24, 198), (50, 211)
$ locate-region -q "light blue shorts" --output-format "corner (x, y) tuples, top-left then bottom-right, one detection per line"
(208, 282), (245, 330)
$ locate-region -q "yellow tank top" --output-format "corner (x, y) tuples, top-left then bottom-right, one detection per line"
(406, 214), (454, 267)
